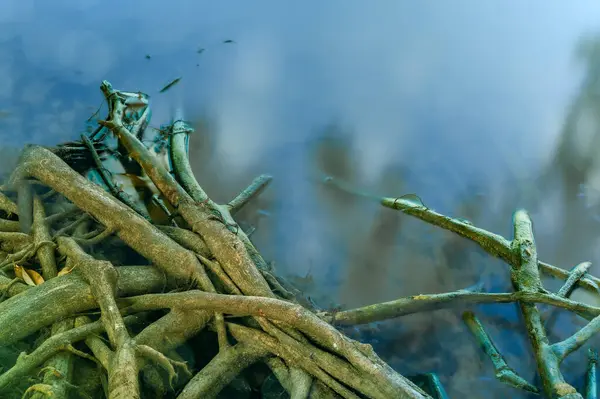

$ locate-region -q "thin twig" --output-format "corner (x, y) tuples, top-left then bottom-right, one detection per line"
(228, 174), (273, 215)
(462, 311), (539, 393)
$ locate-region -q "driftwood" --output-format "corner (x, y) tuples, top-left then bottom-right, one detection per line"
(0, 80), (599, 399)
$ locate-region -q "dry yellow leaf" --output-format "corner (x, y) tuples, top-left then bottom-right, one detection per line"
(25, 268), (44, 285)
(57, 266), (74, 277)
(13, 264), (23, 279)
(14, 264), (45, 286)
(20, 269), (35, 286)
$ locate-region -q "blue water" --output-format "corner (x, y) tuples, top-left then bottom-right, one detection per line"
(3, 1), (600, 397)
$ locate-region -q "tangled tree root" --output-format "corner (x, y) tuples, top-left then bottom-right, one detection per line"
(0, 80), (599, 399)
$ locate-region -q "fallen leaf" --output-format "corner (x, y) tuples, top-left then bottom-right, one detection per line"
(14, 264), (45, 285)
(57, 265), (74, 276)
(26, 268), (44, 285)
(13, 264), (23, 279)
(15, 265), (36, 286)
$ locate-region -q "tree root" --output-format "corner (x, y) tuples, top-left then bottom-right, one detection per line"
(8, 79), (600, 398)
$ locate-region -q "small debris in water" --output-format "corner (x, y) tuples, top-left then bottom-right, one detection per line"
(159, 77), (182, 93)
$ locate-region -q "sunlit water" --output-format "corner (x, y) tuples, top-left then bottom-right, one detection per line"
(3, 1), (600, 397)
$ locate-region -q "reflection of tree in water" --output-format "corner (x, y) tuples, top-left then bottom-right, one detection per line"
(163, 36), (600, 396)
(308, 128), (502, 395)
(340, 163), (405, 308)
(0, 147), (21, 182)
(304, 33), (600, 398)
(306, 123), (364, 298)
(536, 32), (600, 267)
(187, 114), (275, 251)
(310, 122), (360, 237)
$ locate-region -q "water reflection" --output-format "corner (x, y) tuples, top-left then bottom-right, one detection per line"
(2, 1), (600, 397)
